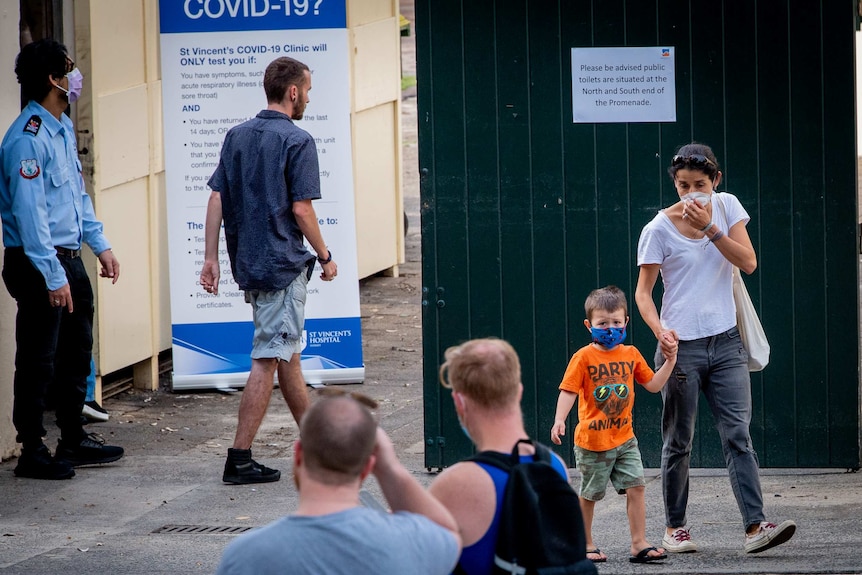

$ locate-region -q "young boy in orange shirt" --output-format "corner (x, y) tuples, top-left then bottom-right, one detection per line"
(551, 285), (676, 564)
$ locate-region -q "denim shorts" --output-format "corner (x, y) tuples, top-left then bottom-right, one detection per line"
(244, 271), (309, 361)
(574, 437), (645, 501)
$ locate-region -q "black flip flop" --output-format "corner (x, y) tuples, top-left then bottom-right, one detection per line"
(630, 546), (668, 563)
(587, 549), (607, 563)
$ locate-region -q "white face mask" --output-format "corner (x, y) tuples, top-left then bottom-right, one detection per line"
(684, 191), (712, 207)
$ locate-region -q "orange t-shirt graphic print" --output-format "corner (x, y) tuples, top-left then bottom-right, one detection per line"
(558, 344), (655, 452)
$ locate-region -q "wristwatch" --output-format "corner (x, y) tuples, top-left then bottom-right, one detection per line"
(317, 249), (332, 264)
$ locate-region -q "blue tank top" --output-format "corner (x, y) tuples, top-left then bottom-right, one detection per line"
(454, 453), (569, 575)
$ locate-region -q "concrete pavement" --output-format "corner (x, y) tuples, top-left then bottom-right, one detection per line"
(2, 423), (861, 574)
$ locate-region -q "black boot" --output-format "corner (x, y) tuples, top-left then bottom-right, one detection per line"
(223, 448), (280, 484)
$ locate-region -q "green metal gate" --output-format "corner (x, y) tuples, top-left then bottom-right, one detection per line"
(419, 0), (860, 470)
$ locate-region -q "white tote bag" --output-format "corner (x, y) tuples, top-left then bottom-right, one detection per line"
(731, 267), (770, 371)
(717, 194), (770, 371)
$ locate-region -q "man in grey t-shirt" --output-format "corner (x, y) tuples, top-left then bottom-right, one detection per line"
(215, 392), (461, 575)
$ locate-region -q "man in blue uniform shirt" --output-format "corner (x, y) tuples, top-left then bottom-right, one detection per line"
(0, 39), (124, 479)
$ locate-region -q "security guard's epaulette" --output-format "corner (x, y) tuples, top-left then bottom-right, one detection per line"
(23, 115), (42, 136)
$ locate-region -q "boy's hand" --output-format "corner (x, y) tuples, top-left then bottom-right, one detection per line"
(550, 421), (566, 445)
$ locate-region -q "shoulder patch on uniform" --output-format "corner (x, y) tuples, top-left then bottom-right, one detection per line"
(23, 115), (42, 136)
(19, 159), (40, 179)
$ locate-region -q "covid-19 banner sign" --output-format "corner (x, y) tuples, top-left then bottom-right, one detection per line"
(159, 0), (364, 390)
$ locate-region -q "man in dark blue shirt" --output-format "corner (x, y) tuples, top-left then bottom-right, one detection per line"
(201, 56), (337, 484)
(0, 39), (124, 479)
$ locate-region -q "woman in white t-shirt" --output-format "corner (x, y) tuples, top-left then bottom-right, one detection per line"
(635, 143), (795, 556)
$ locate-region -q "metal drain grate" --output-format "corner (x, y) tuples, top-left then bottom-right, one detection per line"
(152, 524), (254, 535)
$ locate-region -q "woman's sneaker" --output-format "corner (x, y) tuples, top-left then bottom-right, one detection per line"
(662, 527), (698, 553)
(744, 520), (796, 553)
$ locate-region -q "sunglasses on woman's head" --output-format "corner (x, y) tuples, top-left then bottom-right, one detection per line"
(671, 154), (715, 169)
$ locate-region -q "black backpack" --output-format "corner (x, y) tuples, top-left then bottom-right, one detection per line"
(459, 439), (597, 575)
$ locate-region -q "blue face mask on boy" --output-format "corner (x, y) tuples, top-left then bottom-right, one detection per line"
(591, 326), (627, 349)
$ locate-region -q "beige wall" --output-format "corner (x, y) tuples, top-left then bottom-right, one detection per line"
(349, 0), (405, 278)
(74, 0), (168, 388)
(0, 2), (20, 459)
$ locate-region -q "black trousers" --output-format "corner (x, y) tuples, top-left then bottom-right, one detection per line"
(2, 248), (92, 448)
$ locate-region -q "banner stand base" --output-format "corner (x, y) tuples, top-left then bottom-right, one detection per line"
(170, 367), (365, 392)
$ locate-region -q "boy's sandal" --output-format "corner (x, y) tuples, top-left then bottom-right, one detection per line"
(587, 548), (608, 563)
(629, 546), (668, 563)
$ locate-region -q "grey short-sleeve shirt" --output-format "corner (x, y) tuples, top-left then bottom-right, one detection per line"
(208, 109), (320, 291)
(215, 508), (460, 575)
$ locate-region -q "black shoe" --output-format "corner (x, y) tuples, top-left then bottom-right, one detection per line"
(14, 445), (75, 480)
(223, 448), (281, 484)
(56, 433), (124, 467)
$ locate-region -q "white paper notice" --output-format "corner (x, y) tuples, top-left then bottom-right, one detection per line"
(571, 47), (676, 123)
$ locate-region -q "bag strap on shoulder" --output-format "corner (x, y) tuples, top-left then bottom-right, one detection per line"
(468, 438), (553, 470)
(714, 193), (741, 277)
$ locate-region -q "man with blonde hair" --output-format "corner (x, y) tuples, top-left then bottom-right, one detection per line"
(430, 338), (591, 574)
(215, 392), (461, 574)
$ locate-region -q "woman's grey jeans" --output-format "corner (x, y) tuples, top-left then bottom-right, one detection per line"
(655, 327), (765, 531)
